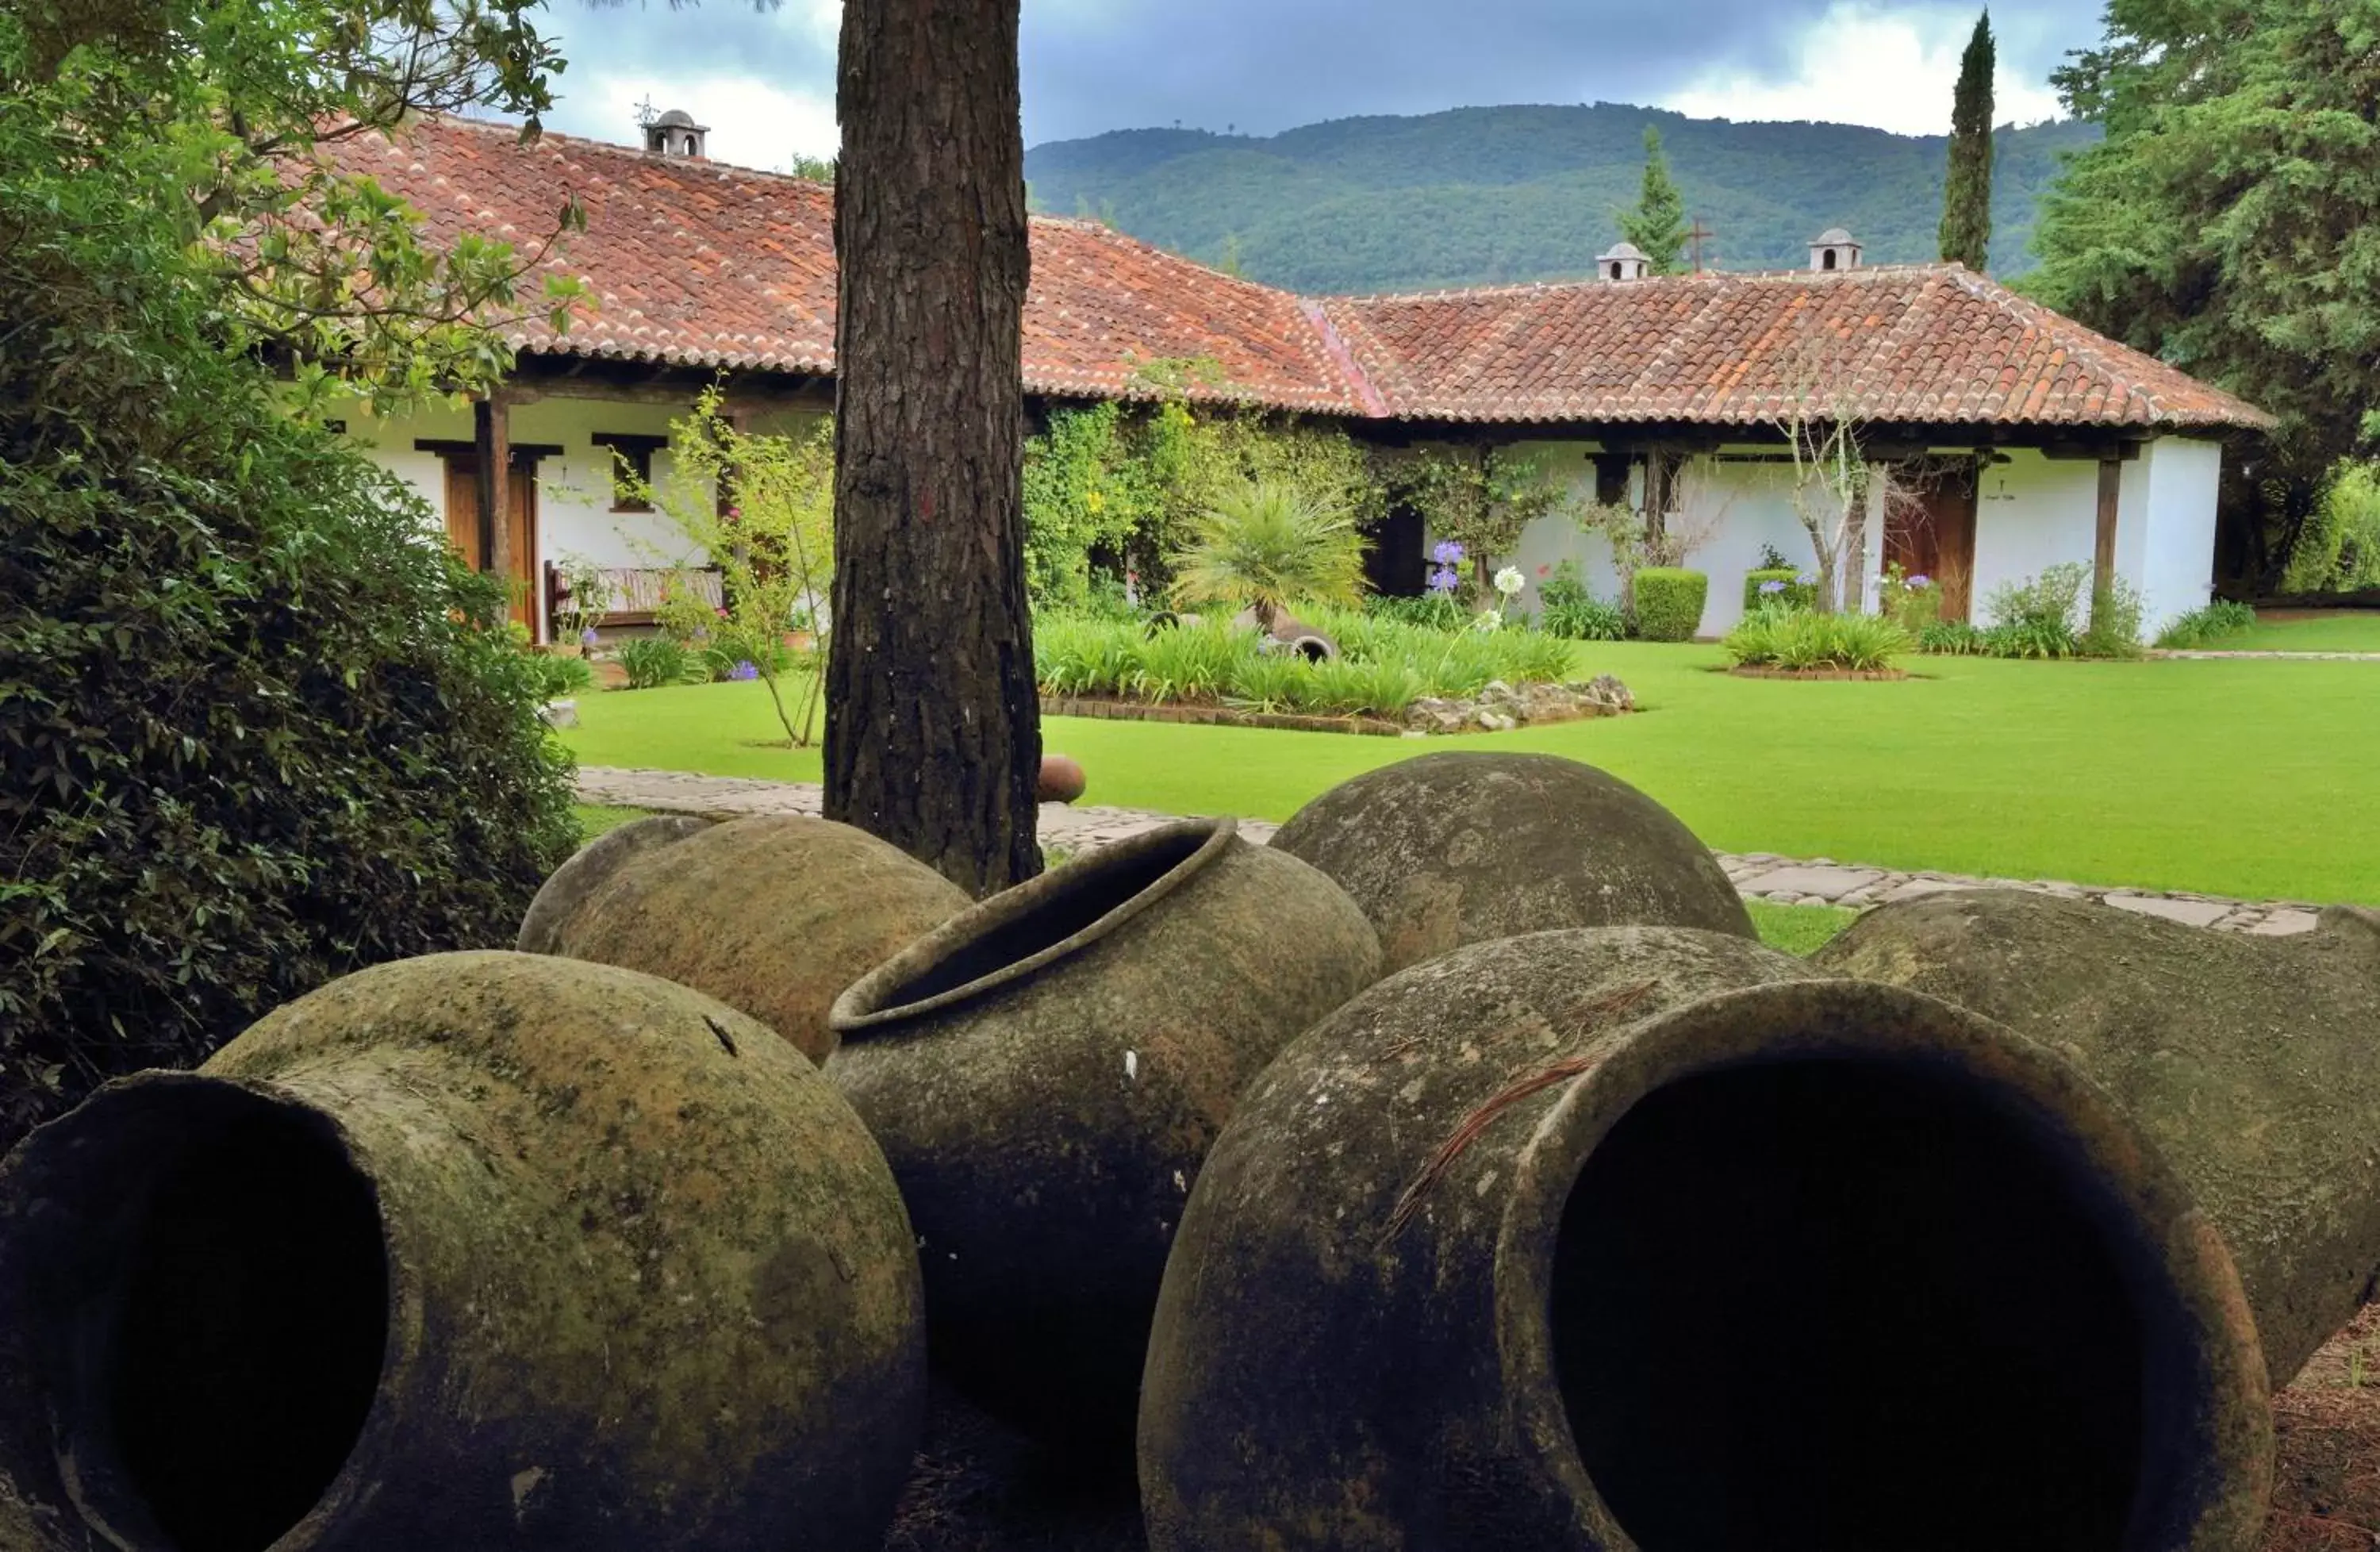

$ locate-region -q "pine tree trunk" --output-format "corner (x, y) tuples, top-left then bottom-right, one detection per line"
(827, 0), (1042, 897)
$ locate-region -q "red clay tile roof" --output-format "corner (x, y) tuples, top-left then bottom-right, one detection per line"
(328, 117), (2270, 434)
(1320, 268), (2273, 431)
(328, 117), (1367, 413)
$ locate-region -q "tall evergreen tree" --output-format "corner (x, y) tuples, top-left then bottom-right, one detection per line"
(1938, 10), (1996, 268)
(1618, 126), (1688, 275)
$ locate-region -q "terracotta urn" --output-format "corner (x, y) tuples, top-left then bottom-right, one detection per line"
(516, 813), (715, 955)
(1036, 753), (1088, 805)
(527, 815), (969, 1062)
(0, 952), (926, 1552)
(1141, 928), (2271, 1552)
(828, 817), (1381, 1440)
(1818, 889), (2380, 1389)
(1269, 751), (1752, 973)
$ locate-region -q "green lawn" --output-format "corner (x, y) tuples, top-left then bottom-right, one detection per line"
(562, 643), (2380, 905)
(2195, 609), (2380, 654)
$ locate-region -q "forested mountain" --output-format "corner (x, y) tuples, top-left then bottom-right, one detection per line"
(1024, 104), (2098, 295)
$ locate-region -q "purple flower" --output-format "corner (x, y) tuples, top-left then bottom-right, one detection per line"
(1758, 579), (1787, 596)
(730, 659), (760, 681)
(1430, 540), (1466, 567)
(1907, 574), (1933, 590)
(1794, 572), (1817, 587)
(1426, 566), (1460, 594)
(579, 626), (600, 647)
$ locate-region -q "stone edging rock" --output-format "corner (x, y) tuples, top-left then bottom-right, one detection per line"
(574, 766), (2324, 936)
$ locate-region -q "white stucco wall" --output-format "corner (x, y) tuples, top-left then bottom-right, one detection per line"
(335, 392), (824, 641)
(1967, 440), (2221, 639)
(2128, 438), (2222, 635)
(1969, 450), (2100, 624)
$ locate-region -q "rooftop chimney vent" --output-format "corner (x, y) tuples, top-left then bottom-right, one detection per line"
(644, 109), (709, 160)
(1810, 227), (1862, 273)
(1597, 241), (1651, 283)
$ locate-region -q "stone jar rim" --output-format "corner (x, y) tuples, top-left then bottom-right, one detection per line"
(832, 816), (1238, 1035)
(0, 1069), (428, 1552)
(1487, 978), (2275, 1552)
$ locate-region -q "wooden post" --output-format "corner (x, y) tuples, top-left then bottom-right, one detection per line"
(2094, 453), (2122, 599)
(475, 392), (514, 617)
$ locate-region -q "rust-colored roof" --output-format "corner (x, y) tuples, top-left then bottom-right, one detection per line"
(328, 116), (1366, 413)
(1319, 268), (2272, 430)
(328, 117), (2270, 434)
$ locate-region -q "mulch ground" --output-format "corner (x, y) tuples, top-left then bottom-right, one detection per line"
(884, 1310), (2380, 1550)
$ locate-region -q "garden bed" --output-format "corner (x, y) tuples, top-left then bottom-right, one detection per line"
(1041, 696), (1409, 737)
(1045, 673), (1635, 737)
(1726, 667), (1912, 682)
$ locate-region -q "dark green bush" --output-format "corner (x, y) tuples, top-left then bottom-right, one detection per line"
(1537, 561), (1627, 640)
(2154, 600), (2256, 649)
(0, 107), (578, 1149)
(621, 636), (702, 689)
(1633, 568), (1710, 642)
(1741, 568), (1818, 613)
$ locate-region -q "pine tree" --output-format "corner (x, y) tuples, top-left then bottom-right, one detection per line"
(1618, 127), (1688, 275)
(1938, 10), (1995, 270)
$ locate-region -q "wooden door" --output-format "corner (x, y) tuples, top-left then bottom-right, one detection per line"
(1884, 463), (1978, 622)
(440, 456), (537, 630)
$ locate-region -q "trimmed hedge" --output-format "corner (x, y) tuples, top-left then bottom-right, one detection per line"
(1743, 568), (1820, 613)
(1634, 568), (1710, 642)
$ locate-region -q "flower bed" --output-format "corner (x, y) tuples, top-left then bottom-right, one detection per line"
(1033, 607), (1589, 727)
(1722, 606), (1912, 675)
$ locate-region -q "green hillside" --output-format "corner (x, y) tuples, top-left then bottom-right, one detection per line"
(1024, 103), (2098, 294)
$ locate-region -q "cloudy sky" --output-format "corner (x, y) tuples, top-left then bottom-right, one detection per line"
(541, 1), (2092, 171)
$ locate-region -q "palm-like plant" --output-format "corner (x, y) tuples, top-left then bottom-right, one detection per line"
(1168, 482), (1369, 633)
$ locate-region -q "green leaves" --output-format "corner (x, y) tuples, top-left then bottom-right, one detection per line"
(1618, 125), (1689, 275)
(1166, 481), (1370, 629)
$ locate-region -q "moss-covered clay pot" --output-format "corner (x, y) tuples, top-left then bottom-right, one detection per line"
(1142, 928), (2273, 1552)
(1818, 890), (2380, 1389)
(532, 815), (970, 1063)
(1269, 752), (1752, 973)
(0, 951), (925, 1552)
(516, 813), (716, 955)
(829, 817), (1381, 1440)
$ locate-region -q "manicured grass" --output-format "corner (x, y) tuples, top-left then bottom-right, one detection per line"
(2196, 610), (2380, 653)
(574, 802), (652, 839)
(1748, 901), (1860, 957)
(562, 643), (2380, 905)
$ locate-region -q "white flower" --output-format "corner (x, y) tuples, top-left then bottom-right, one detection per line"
(1472, 609), (1504, 633)
(1493, 567), (1526, 597)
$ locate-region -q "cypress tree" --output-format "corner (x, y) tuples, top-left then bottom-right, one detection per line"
(1939, 10), (1996, 270)
(1618, 126), (1688, 275)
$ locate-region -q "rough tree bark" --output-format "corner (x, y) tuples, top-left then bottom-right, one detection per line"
(827, 0), (1042, 896)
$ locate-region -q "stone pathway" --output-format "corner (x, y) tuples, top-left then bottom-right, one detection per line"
(578, 766), (2324, 935)
(2149, 649), (2380, 662)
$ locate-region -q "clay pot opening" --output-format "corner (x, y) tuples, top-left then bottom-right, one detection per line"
(1539, 1043), (2243, 1552)
(836, 819), (1233, 1028)
(0, 1078), (389, 1552)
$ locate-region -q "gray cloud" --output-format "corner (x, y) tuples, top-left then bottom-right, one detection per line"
(538, 0), (2098, 150)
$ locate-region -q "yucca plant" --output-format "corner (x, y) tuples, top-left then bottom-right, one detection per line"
(1169, 481), (1369, 634)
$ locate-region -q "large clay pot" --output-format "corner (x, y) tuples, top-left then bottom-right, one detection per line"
(529, 815), (969, 1062)
(829, 816), (1381, 1440)
(0, 952), (925, 1552)
(1269, 752), (1752, 973)
(1142, 928), (2272, 1552)
(1818, 889), (2380, 1389)
(516, 814), (715, 954)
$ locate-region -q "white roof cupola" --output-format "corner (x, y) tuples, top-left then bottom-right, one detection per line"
(1810, 227), (1862, 273)
(1597, 241), (1651, 283)
(643, 108), (710, 160)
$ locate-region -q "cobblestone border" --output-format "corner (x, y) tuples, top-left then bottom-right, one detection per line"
(577, 766), (2324, 935)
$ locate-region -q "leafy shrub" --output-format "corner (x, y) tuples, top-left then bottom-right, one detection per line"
(1132, 620), (1245, 703)
(1723, 607), (1910, 672)
(1365, 592), (1467, 631)
(1224, 651), (1308, 713)
(1917, 620), (1992, 655)
(1539, 562), (1627, 640)
(1881, 567), (1944, 634)
(1633, 568), (1710, 642)
(620, 636), (704, 690)
(1742, 568), (1819, 614)
(2080, 578), (2147, 659)
(0, 118), (577, 1147)
(1983, 563), (2086, 655)
(2154, 600), (2257, 649)
(1168, 480), (1369, 631)
(527, 651), (596, 700)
